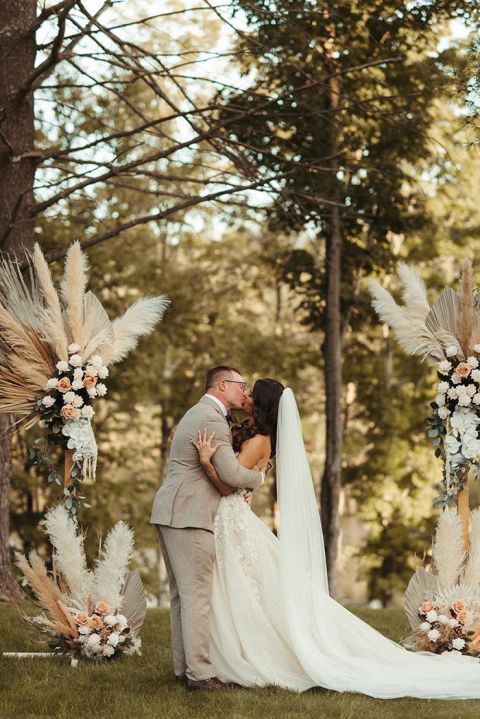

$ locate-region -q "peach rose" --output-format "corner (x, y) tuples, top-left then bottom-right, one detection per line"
(455, 363), (471, 378)
(452, 599), (466, 613)
(74, 611), (89, 626)
(95, 601), (111, 615)
(57, 377), (72, 393)
(88, 614), (104, 630)
(83, 374), (97, 389)
(457, 610), (467, 624)
(60, 404), (80, 422)
(420, 601), (434, 614)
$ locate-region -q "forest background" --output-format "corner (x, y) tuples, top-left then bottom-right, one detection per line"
(2, 0), (480, 608)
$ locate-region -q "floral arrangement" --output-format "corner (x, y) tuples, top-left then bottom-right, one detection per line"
(369, 260), (480, 506)
(16, 505), (146, 661)
(0, 241), (169, 514)
(404, 510), (480, 657)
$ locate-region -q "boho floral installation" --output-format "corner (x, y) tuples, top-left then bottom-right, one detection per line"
(369, 260), (480, 507)
(0, 241), (169, 514)
(403, 510), (480, 657)
(16, 505), (146, 660)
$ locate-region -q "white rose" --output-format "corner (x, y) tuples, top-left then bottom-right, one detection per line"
(63, 391), (76, 404)
(85, 365), (98, 377)
(87, 632), (101, 646)
(467, 384), (477, 396)
(107, 631), (119, 647)
(41, 395), (55, 407)
(435, 394), (446, 407)
(452, 637), (466, 650)
(103, 644), (115, 657)
(446, 345), (459, 357)
(451, 374), (461, 385)
(56, 360), (69, 373)
(69, 354), (83, 367)
(458, 394), (472, 407)
(104, 615), (117, 627)
(447, 388), (458, 400)
(73, 367), (84, 380)
(473, 394), (480, 405)
(437, 614), (449, 624)
(472, 369), (480, 382)
(474, 344), (480, 353)
(116, 614), (128, 631)
(72, 379), (84, 391)
(96, 383), (107, 397)
(68, 343), (81, 354)
(97, 365), (109, 379)
(449, 617), (459, 627)
(427, 628), (441, 642)
(87, 387), (98, 398)
(425, 610), (438, 623)
(81, 406), (95, 420)
(468, 356), (479, 368)
(46, 378), (58, 389)
(445, 436), (461, 454)
(419, 622), (431, 632)
(438, 406), (450, 419)
(91, 355), (104, 368)
(438, 360), (452, 373)
(78, 625), (92, 635)
(438, 381), (449, 394)
(71, 394), (84, 408)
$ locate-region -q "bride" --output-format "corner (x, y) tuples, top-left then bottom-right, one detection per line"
(193, 380), (480, 699)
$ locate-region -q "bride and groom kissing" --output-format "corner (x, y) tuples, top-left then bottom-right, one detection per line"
(150, 366), (480, 699)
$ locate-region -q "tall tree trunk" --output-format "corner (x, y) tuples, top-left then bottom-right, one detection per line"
(0, 0), (37, 602)
(319, 15), (343, 596)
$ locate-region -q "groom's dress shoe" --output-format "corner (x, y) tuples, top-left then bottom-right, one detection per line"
(186, 676), (227, 691)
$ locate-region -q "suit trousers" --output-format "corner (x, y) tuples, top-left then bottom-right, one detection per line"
(156, 524), (216, 681)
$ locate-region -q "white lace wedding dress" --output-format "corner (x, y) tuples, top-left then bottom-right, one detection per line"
(208, 389), (480, 699)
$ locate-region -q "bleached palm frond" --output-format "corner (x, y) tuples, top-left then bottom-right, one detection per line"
(32, 243), (69, 360)
(110, 295), (170, 364)
(424, 287), (462, 356)
(432, 510), (465, 589)
(81, 292), (114, 362)
(463, 509), (480, 590)
(397, 262), (430, 320)
(0, 253), (42, 330)
(120, 570), (147, 632)
(43, 505), (92, 603)
(60, 241), (89, 349)
(458, 259), (474, 357)
(92, 521), (134, 611)
(369, 280), (445, 363)
(404, 567), (439, 630)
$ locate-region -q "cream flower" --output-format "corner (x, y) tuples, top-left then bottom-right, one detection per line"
(425, 610), (438, 623)
(107, 631), (120, 647)
(91, 355), (104, 368)
(438, 406), (450, 419)
(435, 394), (446, 407)
(69, 353), (83, 367)
(456, 362), (472, 379)
(446, 345), (459, 357)
(437, 615), (449, 624)
(46, 378), (58, 389)
(97, 365), (109, 379)
(427, 628), (440, 642)
(437, 381), (449, 394)
(467, 356), (479, 368)
(81, 406), (95, 420)
(56, 360), (69, 373)
(84, 375), (97, 389)
(57, 377), (72, 393)
(452, 637), (466, 650)
(474, 344), (480, 353)
(60, 404), (80, 422)
(71, 394), (84, 408)
(86, 632), (101, 647)
(438, 360), (452, 373)
(87, 387), (98, 399)
(472, 369), (480, 382)
(72, 379), (84, 391)
(104, 615), (117, 627)
(68, 343), (81, 354)
(103, 644), (115, 657)
(96, 383), (107, 397)
(41, 396), (55, 408)
(419, 621), (431, 632)
(73, 367), (84, 380)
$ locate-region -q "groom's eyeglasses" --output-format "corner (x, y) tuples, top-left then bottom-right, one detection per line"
(223, 380), (247, 392)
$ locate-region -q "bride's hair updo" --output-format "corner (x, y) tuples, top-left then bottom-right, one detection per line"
(232, 378), (285, 458)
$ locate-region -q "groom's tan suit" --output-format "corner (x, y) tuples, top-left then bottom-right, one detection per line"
(150, 395), (263, 680)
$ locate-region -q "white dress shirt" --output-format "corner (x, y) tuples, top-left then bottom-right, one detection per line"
(204, 393), (228, 417)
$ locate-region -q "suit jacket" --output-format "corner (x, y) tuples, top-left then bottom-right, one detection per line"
(150, 396), (263, 531)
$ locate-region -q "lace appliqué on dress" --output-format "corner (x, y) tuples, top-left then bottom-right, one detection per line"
(214, 490), (261, 600)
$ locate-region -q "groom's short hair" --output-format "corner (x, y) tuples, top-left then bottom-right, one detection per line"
(205, 365), (241, 392)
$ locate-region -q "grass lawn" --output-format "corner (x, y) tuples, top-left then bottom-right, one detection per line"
(1, 604), (480, 719)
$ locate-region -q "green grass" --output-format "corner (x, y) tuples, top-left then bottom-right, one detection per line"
(1, 605), (479, 718)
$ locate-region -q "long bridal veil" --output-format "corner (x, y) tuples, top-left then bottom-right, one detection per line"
(275, 388), (480, 699)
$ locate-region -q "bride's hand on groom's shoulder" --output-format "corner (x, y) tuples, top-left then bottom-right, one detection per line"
(193, 428), (219, 465)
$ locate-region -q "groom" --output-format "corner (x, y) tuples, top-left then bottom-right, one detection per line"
(150, 365), (264, 690)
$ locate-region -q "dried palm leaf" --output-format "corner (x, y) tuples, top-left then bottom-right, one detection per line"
(404, 567), (439, 630)
(60, 241), (89, 349)
(120, 570), (147, 633)
(457, 259), (474, 357)
(463, 509), (480, 590)
(432, 510), (465, 589)
(424, 288), (463, 359)
(0, 254), (42, 330)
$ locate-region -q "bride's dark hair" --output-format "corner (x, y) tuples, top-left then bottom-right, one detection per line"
(232, 378), (285, 458)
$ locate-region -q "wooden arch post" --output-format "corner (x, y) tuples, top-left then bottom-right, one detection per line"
(64, 449), (74, 490)
(457, 467), (470, 553)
